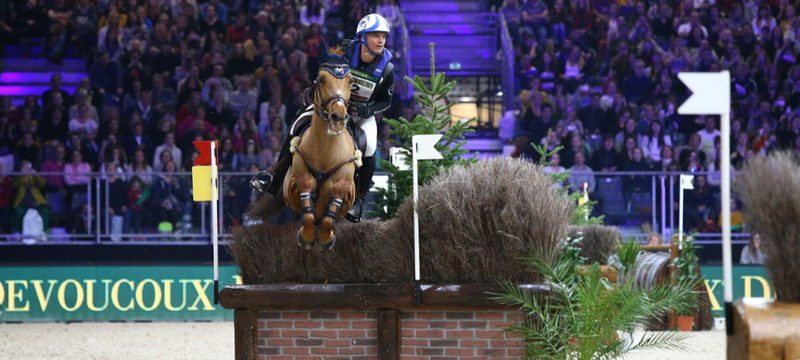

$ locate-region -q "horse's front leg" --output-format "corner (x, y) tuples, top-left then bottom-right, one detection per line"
(288, 172), (318, 249)
(317, 178), (355, 251)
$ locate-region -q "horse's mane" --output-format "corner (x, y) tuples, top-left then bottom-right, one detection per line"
(327, 46), (345, 55)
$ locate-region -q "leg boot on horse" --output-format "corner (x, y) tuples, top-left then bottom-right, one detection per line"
(346, 156), (376, 223)
(285, 173), (318, 249)
(317, 178), (355, 250)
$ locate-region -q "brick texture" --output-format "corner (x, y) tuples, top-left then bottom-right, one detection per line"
(400, 311), (524, 360)
(257, 311), (378, 359)
(256, 310), (524, 360)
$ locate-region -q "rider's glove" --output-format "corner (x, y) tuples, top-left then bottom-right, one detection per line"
(357, 105), (373, 119)
(347, 104), (373, 119)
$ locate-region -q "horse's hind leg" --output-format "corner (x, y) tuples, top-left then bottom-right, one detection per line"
(288, 173), (317, 249)
(317, 179), (354, 251)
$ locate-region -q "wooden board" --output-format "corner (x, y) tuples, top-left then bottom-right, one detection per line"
(377, 309), (400, 360)
(219, 284), (552, 311)
(233, 309), (258, 360)
(728, 299), (800, 360)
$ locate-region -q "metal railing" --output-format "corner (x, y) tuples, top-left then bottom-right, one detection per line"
(0, 170), (750, 245)
(498, 12), (516, 112)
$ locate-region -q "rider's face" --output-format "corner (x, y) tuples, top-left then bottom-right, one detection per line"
(365, 32), (387, 55)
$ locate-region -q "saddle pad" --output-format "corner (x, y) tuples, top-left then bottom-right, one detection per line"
(290, 111), (366, 155)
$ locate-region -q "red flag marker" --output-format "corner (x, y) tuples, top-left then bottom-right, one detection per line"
(193, 140), (219, 166)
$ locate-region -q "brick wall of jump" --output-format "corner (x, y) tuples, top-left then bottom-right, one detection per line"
(256, 311), (525, 360)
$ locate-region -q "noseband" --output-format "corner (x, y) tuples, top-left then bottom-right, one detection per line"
(306, 63), (351, 122)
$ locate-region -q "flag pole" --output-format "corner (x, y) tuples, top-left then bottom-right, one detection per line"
(413, 140), (421, 306)
(676, 70), (733, 336)
(679, 179), (684, 251)
(211, 141), (220, 305)
(720, 110), (733, 335)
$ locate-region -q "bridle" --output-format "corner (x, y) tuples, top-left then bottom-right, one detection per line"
(305, 63), (351, 123)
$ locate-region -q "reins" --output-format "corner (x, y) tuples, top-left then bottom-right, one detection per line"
(305, 63), (351, 123)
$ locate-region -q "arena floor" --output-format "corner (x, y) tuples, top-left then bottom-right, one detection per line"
(0, 322), (726, 360)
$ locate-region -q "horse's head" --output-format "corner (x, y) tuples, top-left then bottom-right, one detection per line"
(310, 40), (352, 136)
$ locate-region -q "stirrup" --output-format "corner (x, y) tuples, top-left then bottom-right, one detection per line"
(250, 171), (274, 194)
(345, 197), (365, 223)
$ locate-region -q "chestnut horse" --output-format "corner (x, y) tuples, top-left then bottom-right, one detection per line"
(281, 43), (361, 250)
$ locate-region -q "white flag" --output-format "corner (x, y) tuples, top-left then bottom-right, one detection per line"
(677, 71), (731, 115)
(413, 134), (444, 160)
(680, 174), (695, 190)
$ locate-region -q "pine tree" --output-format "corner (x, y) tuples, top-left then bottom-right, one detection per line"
(371, 43), (477, 220)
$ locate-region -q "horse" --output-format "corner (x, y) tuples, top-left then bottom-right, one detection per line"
(246, 40), (361, 251)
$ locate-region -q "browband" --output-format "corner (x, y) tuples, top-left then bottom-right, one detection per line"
(319, 62), (351, 79)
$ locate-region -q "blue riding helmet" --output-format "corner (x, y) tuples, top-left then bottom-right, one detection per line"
(355, 14), (391, 56)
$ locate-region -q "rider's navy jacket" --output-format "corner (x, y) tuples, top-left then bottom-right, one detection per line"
(343, 40), (395, 119)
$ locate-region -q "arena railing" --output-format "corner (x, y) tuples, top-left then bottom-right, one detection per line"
(0, 170), (751, 247)
(498, 12), (516, 112)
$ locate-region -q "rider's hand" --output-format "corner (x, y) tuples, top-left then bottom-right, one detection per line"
(347, 103), (359, 117)
(357, 106), (372, 119)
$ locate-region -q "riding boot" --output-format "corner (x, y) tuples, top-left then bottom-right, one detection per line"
(346, 156), (376, 223)
(250, 135), (294, 196)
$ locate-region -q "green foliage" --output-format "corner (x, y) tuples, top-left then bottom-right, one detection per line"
(615, 238), (642, 277)
(671, 234), (703, 315)
(370, 43), (477, 220)
(533, 131), (604, 226)
(493, 244), (697, 360)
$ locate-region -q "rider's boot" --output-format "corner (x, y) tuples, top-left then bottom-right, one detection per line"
(250, 135), (294, 196)
(345, 156), (376, 223)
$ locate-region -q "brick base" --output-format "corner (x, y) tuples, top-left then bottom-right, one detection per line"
(257, 311), (524, 360)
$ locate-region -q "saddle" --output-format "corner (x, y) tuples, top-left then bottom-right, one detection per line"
(290, 110), (367, 156)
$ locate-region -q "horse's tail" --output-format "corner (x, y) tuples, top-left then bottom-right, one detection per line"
(245, 189), (287, 221)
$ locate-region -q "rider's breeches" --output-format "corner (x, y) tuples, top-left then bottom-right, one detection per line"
(355, 115), (377, 157)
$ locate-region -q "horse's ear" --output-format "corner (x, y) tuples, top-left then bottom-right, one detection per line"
(318, 38), (328, 64)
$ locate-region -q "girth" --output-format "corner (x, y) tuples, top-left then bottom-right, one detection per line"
(292, 145), (357, 194)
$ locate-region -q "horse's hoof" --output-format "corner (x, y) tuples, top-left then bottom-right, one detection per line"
(296, 230), (315, 250)
(319, 235), (336, 251)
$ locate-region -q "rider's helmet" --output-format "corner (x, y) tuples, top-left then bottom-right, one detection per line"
(356, 14), (391, 42)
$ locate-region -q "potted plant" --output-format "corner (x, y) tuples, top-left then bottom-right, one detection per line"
(494, 240), (697, 359)
(671, 234), (703, 331)
(612, 238), (642, 284)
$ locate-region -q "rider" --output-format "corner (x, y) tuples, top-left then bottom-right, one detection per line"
(251, 14), (395, 223)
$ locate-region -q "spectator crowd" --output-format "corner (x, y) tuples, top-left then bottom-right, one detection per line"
(0, 0), (408, 237)
(1, 0), (798, 239)
(503, 0), (800, 234)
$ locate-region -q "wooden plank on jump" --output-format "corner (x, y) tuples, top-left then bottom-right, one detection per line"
(377, 309), (401, 360)
(219, 284), (551, 311)
(233, 309), (258, 360)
